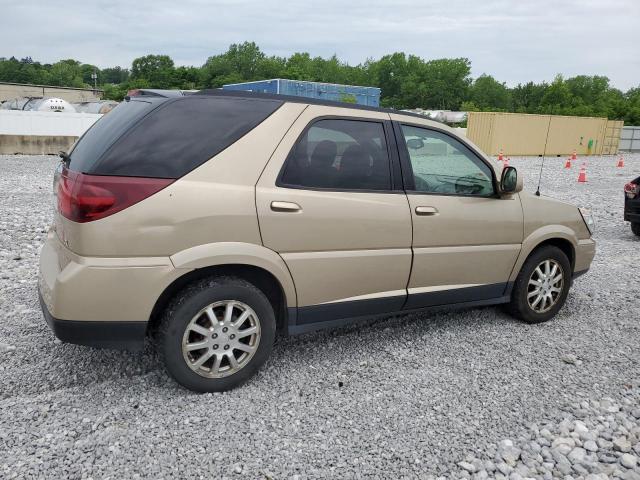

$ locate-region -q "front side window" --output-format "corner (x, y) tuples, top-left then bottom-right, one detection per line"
(401, 125), (495, 196)
(280, 119), (391, 191)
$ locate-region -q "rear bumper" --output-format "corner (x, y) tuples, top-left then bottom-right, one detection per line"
(39, 230), (181, 320)
(38, 229), (182, 350)
(39, 292), (146, 350)
(624, 211), (640, 223)
(625, 196), (640, 223)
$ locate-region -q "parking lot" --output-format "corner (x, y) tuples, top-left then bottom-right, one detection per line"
(1, 153), (639, 478)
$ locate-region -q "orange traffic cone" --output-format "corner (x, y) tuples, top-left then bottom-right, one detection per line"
(617, 156), (624, 168)
(577, 163), (587, 183)
(565, 158), (572, 168)
(498, 149), (504, 161)
(571, 150), (577, 161)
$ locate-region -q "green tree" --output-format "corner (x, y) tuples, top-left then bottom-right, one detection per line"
(624, 87), (640, 124)
(284, 52), (315, 80)
(174, 66), (200, 89)
(101, 66), (130, 84)
(468, 74), (511, 111)
(538, 75), (575, 114)
(460, 100), (480, 112)
(0, 57), (51, 84)
(0, 45), (636, 122)
(48, 60), (85, 88)
(511, 81), (548, 113)
(79, 64), (100, 86)
(369, 52), (409, 107)
(131, 54), (175, 88)
(420, 58), (471, 110)
(226, 42), (265, 79)
(102, 83), (128, 101)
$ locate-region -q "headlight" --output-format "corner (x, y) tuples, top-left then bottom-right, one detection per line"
(579, 207), (595, 235)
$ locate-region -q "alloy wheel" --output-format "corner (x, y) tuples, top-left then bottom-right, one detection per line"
(527, 259), (565, 314)
(181, 300), (261, 378)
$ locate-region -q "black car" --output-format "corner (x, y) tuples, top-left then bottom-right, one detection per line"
(625, 176), (640, 236)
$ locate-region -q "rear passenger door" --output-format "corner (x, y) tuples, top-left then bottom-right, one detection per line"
(256, 106), (412, 328)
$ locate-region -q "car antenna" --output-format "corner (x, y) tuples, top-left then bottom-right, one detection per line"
(535, 116), (553, 197)
(535, 154), (545, 197)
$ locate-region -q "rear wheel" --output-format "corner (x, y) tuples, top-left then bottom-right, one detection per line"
(632, 222), (640, 237)
(158, 277), (276, 392)
(506, 246), (571, 324)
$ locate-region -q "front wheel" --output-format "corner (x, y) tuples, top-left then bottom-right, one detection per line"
(158, 277), (276, 392)
(632, 222), (640, 237)
(506, 246), (571, 324)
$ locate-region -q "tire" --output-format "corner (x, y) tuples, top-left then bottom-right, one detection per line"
(506, 246), (571, 324)
(158, 276), (276, 392)
(632, 223), (640, 237)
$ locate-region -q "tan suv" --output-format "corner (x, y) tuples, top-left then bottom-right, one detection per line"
(39, 91), (596, 392)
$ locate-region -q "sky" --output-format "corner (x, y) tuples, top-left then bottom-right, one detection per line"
(1, 0), (639, 90)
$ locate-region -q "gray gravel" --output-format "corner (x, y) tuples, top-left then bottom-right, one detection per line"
(0, 153), (639, 479)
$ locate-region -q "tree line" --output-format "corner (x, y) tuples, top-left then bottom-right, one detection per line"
(1, 42), (639, 124)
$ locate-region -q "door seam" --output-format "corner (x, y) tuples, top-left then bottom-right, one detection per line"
(253, 104), (309, 246)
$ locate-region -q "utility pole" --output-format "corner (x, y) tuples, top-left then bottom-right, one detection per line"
(91, 71), (98, 96)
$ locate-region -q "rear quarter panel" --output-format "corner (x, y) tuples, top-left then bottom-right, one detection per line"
(56, 103), (307, 257)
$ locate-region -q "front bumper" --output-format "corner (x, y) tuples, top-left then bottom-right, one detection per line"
(574, 238), (596, 275)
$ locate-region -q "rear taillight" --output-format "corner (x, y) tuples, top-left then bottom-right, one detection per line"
(624, 182), (639, 199)
(57, 167), (174, 223)
(53, 161), (63, 203)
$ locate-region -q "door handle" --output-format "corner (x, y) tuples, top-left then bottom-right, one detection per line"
(271, 201), (302, 212)
(415, 206), (439, 216)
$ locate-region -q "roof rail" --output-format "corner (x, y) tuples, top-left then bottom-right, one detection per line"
(193, 88), (430, 121)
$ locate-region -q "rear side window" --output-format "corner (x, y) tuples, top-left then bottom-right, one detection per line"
(280, 119), (391, 191)
(73, 96), (282, 178)
(69, 98), (162, 173)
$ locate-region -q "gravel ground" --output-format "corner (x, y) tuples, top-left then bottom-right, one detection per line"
(0, 153), (639, 479)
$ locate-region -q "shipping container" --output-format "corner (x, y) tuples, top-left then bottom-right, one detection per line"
(602, 120), (623, 154)
(620, 126), (640, 152)
(467, 112), (622, 156)
(222, 79), (381, 107)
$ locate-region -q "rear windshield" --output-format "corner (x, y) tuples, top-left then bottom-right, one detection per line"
(71, 96), (283, 178)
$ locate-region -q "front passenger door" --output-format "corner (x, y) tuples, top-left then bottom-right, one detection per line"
(394, 121), (524, 309)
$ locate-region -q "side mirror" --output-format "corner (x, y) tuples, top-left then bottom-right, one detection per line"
(500, 166), (523, 194)
(406, 138), (424, 150)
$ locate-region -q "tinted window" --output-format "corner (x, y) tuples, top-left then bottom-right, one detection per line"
(75, 96), (282, 178)
(69, 98), (162, 173)
(280, 119), (391, 190)
(401, 125), (494, 196)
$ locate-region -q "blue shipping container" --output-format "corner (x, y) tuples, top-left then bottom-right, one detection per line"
(222, 79), (380, 107)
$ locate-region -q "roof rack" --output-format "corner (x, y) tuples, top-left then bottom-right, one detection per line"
(193, 88), (429, 121)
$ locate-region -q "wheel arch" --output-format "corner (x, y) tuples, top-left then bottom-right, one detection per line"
(509, 227), (577, 283)
(148, 242), (297, 336)
(534, 238), (575, 271)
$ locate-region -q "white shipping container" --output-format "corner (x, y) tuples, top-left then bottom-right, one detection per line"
(0, 110), (102, 137)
